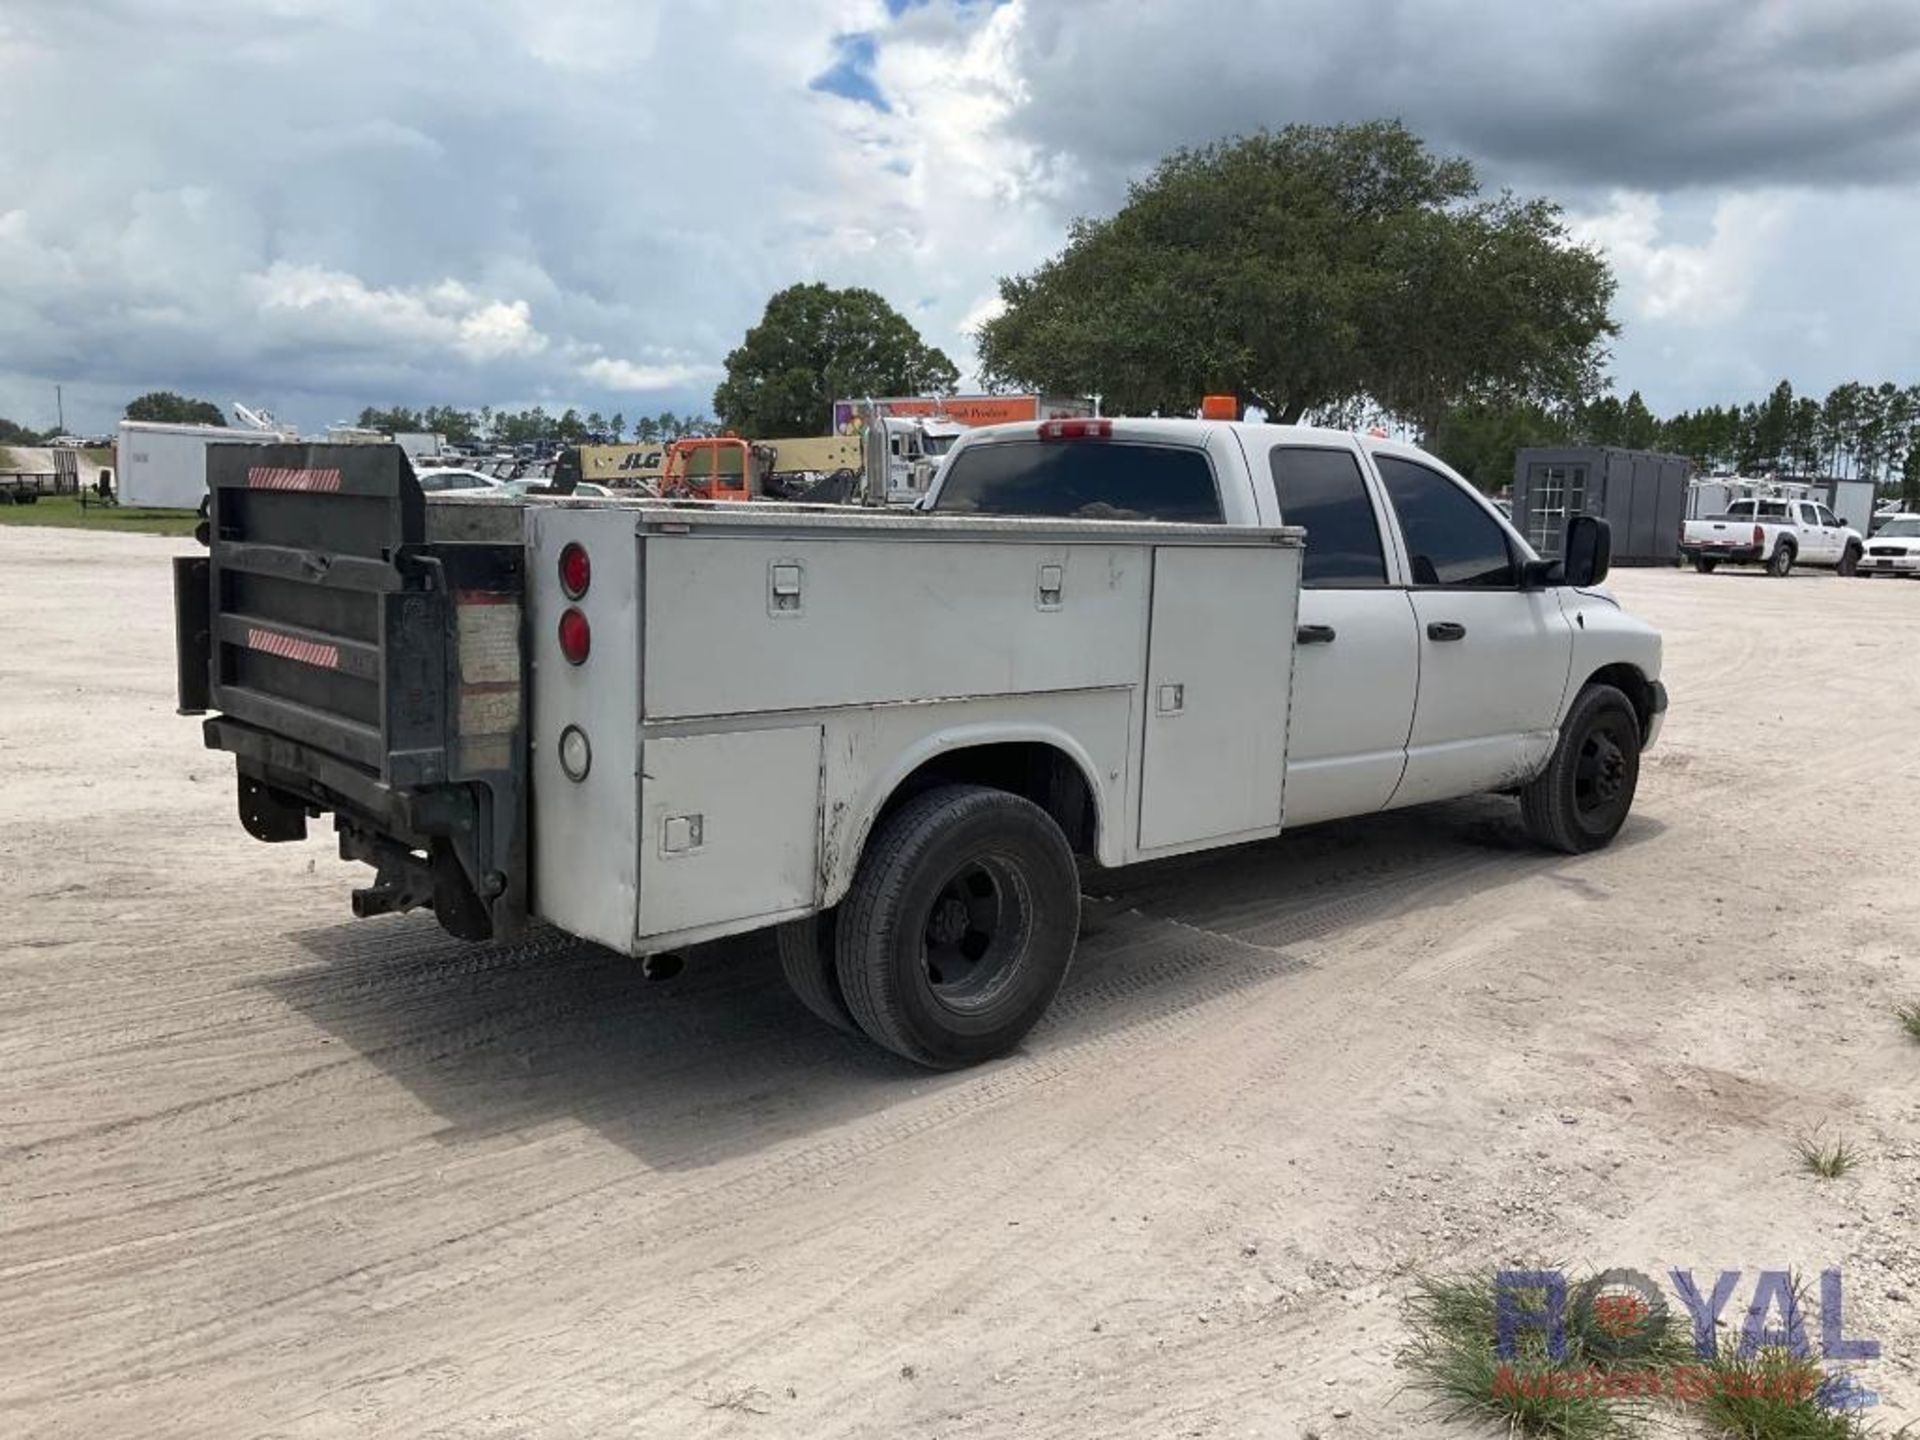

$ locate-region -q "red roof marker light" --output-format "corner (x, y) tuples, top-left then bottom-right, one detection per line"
(1038, 418), (1113, 441)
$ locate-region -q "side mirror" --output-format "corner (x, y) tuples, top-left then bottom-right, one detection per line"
(1563, 515), (1612, 587)
(1520, 557), (1563, 590)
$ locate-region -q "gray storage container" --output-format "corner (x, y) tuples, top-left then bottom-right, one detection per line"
(1513, 447), (1692, 564)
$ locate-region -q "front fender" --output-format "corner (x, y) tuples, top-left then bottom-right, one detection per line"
(1556, 587), (1665, 738)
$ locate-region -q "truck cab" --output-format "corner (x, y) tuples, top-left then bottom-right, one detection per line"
(925, 417), (1666, 831)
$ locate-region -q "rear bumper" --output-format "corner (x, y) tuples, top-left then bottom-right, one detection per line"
(1680, 543), (1761, 564)
(205, 714), (525, 942)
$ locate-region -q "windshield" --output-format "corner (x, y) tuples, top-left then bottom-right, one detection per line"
(1877, 518), (1920, 537)
(921, 433), (959, 456)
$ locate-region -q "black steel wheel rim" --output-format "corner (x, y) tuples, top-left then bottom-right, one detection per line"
(1573, 714), (1634, 829)
(919, 856), (1030, 1014)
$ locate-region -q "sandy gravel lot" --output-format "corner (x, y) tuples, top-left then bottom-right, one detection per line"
(2, 526), (1917, 1438)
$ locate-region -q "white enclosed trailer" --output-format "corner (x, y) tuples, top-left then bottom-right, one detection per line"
(392, 432), (445, 461)
(117, 420), (281, 509)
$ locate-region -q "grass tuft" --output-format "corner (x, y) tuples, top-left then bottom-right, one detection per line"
(1694, 1347), (1877, 1439)
(1399, 1270), (1642, 1438)
(1794, 1128), (1859, 1180)
(1896, 1003), (1920, 1044)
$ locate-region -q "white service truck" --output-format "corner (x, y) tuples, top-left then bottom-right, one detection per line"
(1680, 495), (1864, 576)
(175, 419), (1665, 1067)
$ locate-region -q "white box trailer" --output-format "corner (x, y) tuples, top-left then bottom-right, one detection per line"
(117, 420), (282, 509)
(1815, 476), (1876, 534)
(392, 432), (444, 461)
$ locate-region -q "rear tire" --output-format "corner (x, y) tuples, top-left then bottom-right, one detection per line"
(835, 785), (1080, 1069)
(1692, 555), (1719, 574)
(775, 911), (860, 1036)
(1520, 683), (1642, 854)
(1767, 542), (1795, 577)
(1839, 543), (1861, 577)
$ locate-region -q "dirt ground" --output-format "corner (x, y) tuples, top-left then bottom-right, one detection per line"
(2, 526), (1917, 1439)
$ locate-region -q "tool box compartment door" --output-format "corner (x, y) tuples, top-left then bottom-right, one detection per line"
(636, 726), (824, 943)
(1137, 544), (1299, 852)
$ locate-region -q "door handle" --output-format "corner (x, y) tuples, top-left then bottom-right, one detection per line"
(1296, 624), (1337, 645)
(1426, 621), (1467, 642)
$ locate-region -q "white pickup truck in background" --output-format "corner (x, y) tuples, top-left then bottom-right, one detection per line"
(1680, 495), (1864, 576)
(176, 419), (1665, 1068)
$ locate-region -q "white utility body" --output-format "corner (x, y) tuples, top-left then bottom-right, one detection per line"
(181, 418), (1664, 1068)
(524, 503), (1302, 954)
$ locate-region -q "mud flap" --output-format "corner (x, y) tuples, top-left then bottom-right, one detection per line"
(238, 776), (308, 843)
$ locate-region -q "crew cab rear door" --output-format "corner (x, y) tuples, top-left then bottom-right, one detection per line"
(1265, 440), (1418, 825)
(1369, 452), (1574, 809)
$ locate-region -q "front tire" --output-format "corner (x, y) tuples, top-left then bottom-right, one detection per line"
(1839, 543), (1861, 577)
(1767, 542), (1795, 577)
(1520, 683), (1643, 854)
(835, 785), (1080, 1069)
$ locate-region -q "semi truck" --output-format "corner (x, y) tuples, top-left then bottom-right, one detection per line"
(175, 417), (1664, 1068)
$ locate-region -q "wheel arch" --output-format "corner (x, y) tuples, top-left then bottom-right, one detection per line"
(1579, 662), (1657, 745)
(824, 728), (1108, 909)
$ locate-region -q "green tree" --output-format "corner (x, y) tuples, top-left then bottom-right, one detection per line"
(126, 391), (227, 426)
(713, 282), (959, 436)
(608, 411), (625, 442)
(1429, 400), (1574, 492)
(422, 406), (479, 445)
(0, 416), (45, 446)
(1583, 396), (1625, 447)
(1902, 444), (1920, 511)
(357, 405), (424, 433)
(1620, 390), (1659, 450)
(975, 120), (1616, 429)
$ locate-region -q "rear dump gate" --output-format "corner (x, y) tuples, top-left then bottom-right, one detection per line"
(175, 444), (529, 940)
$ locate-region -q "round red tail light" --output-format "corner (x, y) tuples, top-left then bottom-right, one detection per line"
(559, 542), (591, 599)
(558, 607), (591, 665)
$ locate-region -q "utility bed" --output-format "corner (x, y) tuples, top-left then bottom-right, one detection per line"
(178, 444), (1305, 957)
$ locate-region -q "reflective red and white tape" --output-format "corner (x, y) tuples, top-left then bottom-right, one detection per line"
(246, 466), (343, 492)
(245, 626), (340, 670)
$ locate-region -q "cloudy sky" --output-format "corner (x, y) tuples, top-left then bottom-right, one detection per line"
(2, 0), (1917, 435)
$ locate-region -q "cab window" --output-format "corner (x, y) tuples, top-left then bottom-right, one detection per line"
(933, 441), (1223, 523)
(1268, 446), (1387, 587)
(1374, 455), (1516, 587)
(1816, 504), (1840, 527)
